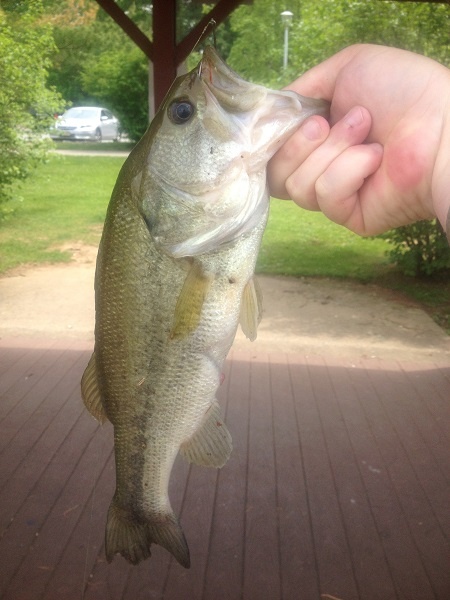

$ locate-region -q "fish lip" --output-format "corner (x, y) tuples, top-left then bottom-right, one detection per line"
(200, 46), (265, 111)
(201, 45), (243, 85)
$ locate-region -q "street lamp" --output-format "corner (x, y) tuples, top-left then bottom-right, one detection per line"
(280, 10), (293, 70)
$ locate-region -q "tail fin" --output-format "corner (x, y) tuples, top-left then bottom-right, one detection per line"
(105, 499), (190, 568)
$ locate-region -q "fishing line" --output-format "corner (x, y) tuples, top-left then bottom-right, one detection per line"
(192, 18), (217, 54)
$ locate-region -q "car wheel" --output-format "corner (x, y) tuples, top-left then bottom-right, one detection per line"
(95, 128), (102, 142)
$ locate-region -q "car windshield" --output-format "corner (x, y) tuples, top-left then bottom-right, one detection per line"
(63, 108), (98, 119)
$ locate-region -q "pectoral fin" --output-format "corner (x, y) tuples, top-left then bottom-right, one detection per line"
(180, 401), (232, 468)
(170, 262), (214, 340)
(81, 352), (108, 423)
(239, 276), (263, 341)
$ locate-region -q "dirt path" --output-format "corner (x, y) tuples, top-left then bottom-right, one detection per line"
(1, 244), (449, 363)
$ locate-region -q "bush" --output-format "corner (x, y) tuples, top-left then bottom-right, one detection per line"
(381, 220), (450, 277)
(0, 1), (64, 215)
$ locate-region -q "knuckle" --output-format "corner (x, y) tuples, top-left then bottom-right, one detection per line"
(315, 172), (333, 202)
(286, 176), (318, 210)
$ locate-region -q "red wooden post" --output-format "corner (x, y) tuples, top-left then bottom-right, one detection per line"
(152, 0), (177, 112)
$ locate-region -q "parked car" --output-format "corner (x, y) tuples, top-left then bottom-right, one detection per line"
(51, 107), (120, 141)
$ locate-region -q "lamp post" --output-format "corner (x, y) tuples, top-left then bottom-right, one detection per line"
(281, 10), (293, 70)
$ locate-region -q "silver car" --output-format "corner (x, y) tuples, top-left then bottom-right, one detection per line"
(51, 106), (120, 141)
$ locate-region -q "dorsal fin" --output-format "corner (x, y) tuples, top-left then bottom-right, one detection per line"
(81, 352), (109, 423)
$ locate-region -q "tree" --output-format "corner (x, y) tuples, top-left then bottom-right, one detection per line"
(227, 0), (449, 87)
(44, 0), (449, 143)
(47, 18), (131, 106)
(81, 43), (149, 141)
(46, 1), (150, 140)
(0, 0), (64, 215)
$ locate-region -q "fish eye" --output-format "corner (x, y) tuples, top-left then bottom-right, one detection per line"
(168, 100), (195, 124)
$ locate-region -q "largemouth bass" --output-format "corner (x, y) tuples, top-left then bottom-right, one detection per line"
(81, 46), (328, 568)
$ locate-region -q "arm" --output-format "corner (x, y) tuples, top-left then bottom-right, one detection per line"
(268, 44), (450, 237)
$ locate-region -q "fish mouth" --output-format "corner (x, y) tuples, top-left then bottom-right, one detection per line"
(199, 46), (267, 113)
(199, 45), (329, 124)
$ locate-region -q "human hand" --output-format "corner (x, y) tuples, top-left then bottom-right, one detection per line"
(268, 44), (450, 235)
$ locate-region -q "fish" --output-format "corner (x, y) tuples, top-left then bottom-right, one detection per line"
(81, 46), (328, 568)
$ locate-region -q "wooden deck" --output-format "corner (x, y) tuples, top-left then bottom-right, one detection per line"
(0, 336), (449, 600)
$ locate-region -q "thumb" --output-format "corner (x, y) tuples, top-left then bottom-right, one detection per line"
(285, 45), (361, 101)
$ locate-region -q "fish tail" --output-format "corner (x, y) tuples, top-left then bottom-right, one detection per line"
(105, 500), (151, 565)
(105, 499), (190, 568)
(147, 514), (191, 568)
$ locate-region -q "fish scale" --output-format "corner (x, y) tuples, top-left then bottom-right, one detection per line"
(81, 46), (328, 568)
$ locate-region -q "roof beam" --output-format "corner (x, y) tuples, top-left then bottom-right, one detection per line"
(94, 0), (153, 60)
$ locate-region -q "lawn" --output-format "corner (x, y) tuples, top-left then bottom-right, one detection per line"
(258, 199), (390, 280)
(0, 155), (123, 272)
(53, 140), (136, 153)
(1, 154), (448, 331)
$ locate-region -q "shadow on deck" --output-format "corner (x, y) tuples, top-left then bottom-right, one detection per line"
(0, 337), (449, 600)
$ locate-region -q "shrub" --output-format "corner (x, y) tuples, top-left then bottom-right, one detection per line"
(0, 1), (64, 215)
(381, 220), (450, 277)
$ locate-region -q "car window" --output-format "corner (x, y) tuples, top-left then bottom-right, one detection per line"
(102, 110), (113, 120)
(65, 108), (97, 119)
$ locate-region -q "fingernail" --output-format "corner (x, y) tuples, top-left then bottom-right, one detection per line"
(345, 107), (364, 128)
(302, 118), (322, 141)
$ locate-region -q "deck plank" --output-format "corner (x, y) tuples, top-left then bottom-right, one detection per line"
(202, 352), (249, 600)
(0, 339), (449, 600)
(0, 343), (63, 424)
(0, 349), (88, 492)
(323, 356), (403, 600)
(347, 360), (444, 600)
(270, 354), (321, 600)
(295, 356), (359, 600)
(0, 399), (100, 596)
(2, 412), (110, 600)
(363, 358), (450, 600)
(42, 448), (115, 600)
(0, 344), (28, 377)
(243, 354), (281, 600)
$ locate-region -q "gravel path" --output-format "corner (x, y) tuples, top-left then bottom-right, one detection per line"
(1, 244), (449, 363)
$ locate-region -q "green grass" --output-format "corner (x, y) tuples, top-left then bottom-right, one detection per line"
(258, 199), (390, 280)
(1, 155), (448, 332)
(0, 155), (124, 272)
(52, 140), (136, 153)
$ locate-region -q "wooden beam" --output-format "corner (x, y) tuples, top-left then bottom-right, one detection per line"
(153, 0), (177, 110)
(176, 0), (246, 65)
(94, 0), (153, 60)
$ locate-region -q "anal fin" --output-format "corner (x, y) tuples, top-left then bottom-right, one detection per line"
(81, 352), (108, 423)
(180, 401), (232, 468)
